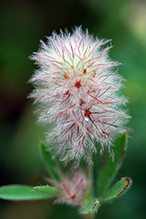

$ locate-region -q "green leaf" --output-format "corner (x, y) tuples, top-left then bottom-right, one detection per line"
(0, 185), (57, 201)
(40, 140), (61, 181)
(101, 177), (131, 202)
(98, 133), (127, 197)
(81, 199), (100, 215)
(33, 185), (59, 194)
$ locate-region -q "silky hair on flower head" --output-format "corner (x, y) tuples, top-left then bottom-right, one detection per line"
(29, 27), (129, 167)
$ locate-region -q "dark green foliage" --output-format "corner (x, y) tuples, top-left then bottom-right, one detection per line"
(98, 133), (127, 197)
(40, 140), (61, 181)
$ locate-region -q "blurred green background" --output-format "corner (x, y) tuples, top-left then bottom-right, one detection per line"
(0, 0), (146, 218)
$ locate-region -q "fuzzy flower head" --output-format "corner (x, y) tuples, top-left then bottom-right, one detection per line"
(46, 170), (89, 206)
(29, 27), (128, 167)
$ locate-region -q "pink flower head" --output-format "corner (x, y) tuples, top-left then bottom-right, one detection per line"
(29, 27), (129, 167)
(46, 170), (89, 206)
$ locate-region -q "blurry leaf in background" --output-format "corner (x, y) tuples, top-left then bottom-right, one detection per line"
(40, 141), (61, 182)
(3, 103), (44, 183)
(98, 133), (127, 197)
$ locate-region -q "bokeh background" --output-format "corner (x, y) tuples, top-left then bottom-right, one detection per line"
(0, 0), (146, 218)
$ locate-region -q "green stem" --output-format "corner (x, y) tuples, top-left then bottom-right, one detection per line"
(89, 163), (94, 198)
(91, 153), (98, 198)
(84, 163), (94, 204)
(82, 213), (96, 219)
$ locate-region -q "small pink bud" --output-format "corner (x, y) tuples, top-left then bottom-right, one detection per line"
(46, 170), (89, 206)
(29, 27), (129, 166)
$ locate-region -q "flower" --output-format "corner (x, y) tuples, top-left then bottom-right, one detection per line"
(29, 27), (128, 166)
(46, 169), (89, 206)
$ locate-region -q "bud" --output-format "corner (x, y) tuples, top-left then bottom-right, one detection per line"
(29, 27), (129, 166)
(46, 170), (89, 206)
